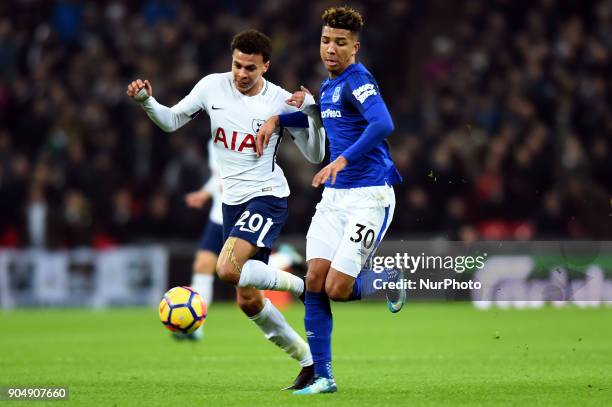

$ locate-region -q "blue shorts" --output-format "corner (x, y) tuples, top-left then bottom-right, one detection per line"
(197, 221), (224, 255)
(222, 196), (288, 264)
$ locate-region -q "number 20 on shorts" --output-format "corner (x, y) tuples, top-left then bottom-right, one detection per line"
(235, 210), (274, 247)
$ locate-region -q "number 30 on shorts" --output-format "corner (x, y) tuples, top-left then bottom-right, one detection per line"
(350, 223), (376, 249)
(236, 210), (274, 246)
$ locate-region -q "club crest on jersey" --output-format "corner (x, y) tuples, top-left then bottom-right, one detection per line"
(332, 86), (342, 103)
(252, 119), (265, 134)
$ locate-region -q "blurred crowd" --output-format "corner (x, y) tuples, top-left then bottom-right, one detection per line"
(396, 0), (612, 239)
(0, 0), (610, 249)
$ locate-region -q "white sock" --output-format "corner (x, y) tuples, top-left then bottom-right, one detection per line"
(268, 252), (292, 270)
(250, 299), (313, 367)
(238, 259), (304, 298)
(191, 274), (214, 307)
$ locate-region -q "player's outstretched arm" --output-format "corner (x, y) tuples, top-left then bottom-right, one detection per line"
(286, 115), (326, 164)
(287, 86), (321, 118)
(341, 76), (395, 162)
(126, 79), (153, 100)
(184, 188), (212, 209)
(256, 112), (325, 163)
(257, 86), (317, 152)
(289, 87), (326, 164)
(284, 87), (326, 163)
(255, 86), (325, 163)
(285, 86), (309, 108)
(255, 116), (279, 158)
(341, 102), (394, 163)
(126, 78), (198, 133)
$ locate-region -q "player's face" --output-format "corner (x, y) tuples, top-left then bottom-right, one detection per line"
(231, 50), (270, 95)
(320, 26), (360, 77)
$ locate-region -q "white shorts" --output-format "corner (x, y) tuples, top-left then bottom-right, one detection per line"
(306, 184), (395, 278)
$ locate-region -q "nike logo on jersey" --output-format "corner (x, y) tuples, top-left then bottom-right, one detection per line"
(211, 105), (223, 110)
(352, 83), (377, 104)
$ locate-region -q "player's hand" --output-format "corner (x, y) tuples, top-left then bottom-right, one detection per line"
(126, 79), (153, 102)
(285, 86), (312, 108)
(184, 189), (211, 209)
(256, 115), (279, 158)
(312, 156), (348, 187)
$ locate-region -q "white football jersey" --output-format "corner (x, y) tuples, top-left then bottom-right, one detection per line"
(171, 72), (298, 205)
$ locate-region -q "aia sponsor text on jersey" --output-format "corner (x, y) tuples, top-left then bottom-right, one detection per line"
(213, 127), (257, 153)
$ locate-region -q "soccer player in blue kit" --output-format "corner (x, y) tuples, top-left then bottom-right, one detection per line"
(257, 6), (406, 394)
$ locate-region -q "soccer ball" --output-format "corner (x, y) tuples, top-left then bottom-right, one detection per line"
(158, 286), (207, 334)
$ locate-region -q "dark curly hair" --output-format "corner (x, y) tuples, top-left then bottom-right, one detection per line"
(322, 6), (364, 33)
(231, 30), (272, 62)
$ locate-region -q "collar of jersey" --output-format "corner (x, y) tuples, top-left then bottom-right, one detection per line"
(231, 76), (268, 97)
(324, 63), (362, 86)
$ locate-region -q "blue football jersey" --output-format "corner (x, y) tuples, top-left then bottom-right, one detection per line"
(319, 63), (402, 188)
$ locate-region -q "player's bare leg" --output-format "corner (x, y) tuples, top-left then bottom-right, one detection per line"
(236, 286), (313, 389)
(217, 237), (257, 284)
(236, 285), (265, 316)
(325, 266), (406, 312)
(217, 237), (304, 297)
(324, 269), (355, 301)
(305, 259), (331, 292)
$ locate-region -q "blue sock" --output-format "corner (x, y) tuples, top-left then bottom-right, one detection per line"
(349, 274), (362, 300)
(350, 271), (384, 300)
(304, 291), (334, 379)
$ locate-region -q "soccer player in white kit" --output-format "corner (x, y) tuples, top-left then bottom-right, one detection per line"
(181, 139), (313, 342)
(126, 30), (326, 390)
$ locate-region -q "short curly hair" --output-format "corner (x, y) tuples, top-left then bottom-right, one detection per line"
(321, 6), (364, 33)
(231, 30), (272, 62)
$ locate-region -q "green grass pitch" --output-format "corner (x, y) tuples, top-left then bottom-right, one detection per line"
(1, 302), (611, 406)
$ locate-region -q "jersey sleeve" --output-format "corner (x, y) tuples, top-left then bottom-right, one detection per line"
(344, 73), (385, 114)
(171, 75), (211, 118)
(340, 73), (394, 163)
(276, 88), (299, 115)
(140, 75), (211, 132)
(278, 87), (321, 128)
(275, 87), (325, 163)
(279, 112), (309, 128)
